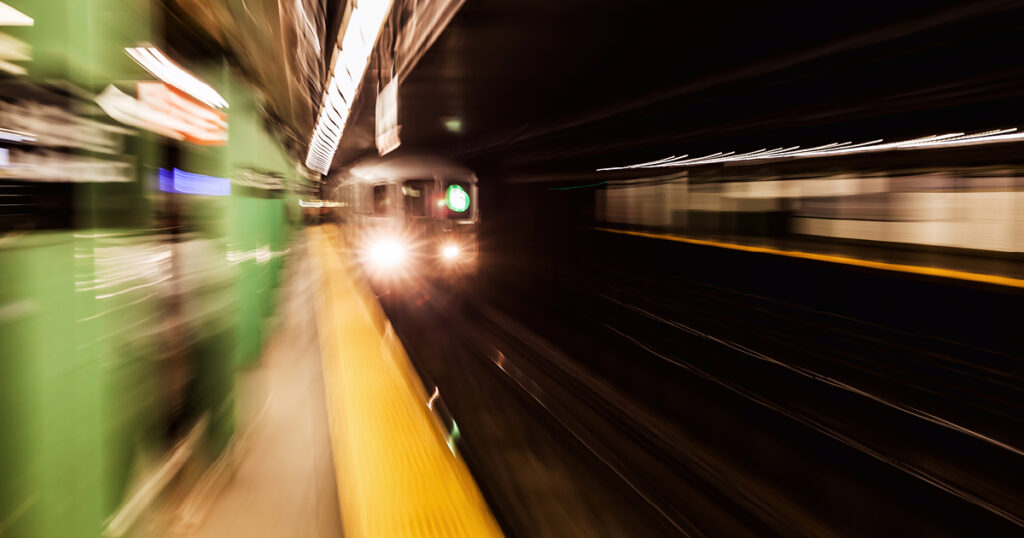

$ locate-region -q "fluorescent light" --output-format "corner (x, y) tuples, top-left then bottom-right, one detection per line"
(598, 128), (1024, 171)
(0, 126), (34, 142)
(0, 3), (32, 26)
(125, 46), (228, 109)
(304, 0), (394, 173)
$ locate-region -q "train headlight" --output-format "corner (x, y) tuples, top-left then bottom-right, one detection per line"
(442, 245), (460, 260)
(369, 239), (406, 268)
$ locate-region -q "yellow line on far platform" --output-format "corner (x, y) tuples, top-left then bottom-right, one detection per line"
(596, 227), (1024, 289)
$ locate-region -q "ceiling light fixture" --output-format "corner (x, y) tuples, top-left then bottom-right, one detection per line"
(125, 45), (228, 109)
(304, 0), (394, 174)
(0, 2), (32, 26)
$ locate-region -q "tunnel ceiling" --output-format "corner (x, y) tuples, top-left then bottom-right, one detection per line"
(173, 0), (1024, 180)
(167, 0), (344, 160)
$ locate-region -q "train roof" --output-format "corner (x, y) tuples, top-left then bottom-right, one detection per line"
(342, 155), (477, 184)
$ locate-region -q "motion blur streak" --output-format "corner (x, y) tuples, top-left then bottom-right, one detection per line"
(600, 319), (1024, 527)
(601, 291), (1024, 459)
(487, 347), (701, 537)
(598, 128), (1024, 170)
(124, 46), (229, 109)
(304, 0), (394, 172)
(7, 0), (1024, 537)
(598, 163), (1024, 257)
(0, 0), (317, 535)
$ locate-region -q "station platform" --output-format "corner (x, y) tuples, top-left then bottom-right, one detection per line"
(147, 237), (342, 537)
(145, 225), (501, 538)
(309, 225), (502, 538)
(598, 227), (1024, 289)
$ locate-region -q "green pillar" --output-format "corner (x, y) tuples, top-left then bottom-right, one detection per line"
(176, 63), (239, 458)
(0, 2), (162, 536)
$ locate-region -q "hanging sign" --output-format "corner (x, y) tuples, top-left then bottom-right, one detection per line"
(375, 78), (400, 156)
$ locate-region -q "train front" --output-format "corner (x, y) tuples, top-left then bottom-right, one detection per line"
(341, 158), (480, 288)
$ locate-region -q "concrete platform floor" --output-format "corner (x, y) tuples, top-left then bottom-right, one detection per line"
(155, 238), (342, 538)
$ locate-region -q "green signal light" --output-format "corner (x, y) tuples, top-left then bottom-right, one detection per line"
(446, 184), (470, 212)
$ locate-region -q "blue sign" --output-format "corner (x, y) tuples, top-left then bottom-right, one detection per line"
(159, 168), (231, 196)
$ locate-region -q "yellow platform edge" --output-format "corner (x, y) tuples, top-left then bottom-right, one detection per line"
(596, 227), (1024, 289)
(308, 225), (504, 538)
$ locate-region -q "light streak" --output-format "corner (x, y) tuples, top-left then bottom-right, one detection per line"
(598, 128), (1024, 171)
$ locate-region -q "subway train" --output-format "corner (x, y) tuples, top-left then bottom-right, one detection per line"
(331, 155), (480, 282)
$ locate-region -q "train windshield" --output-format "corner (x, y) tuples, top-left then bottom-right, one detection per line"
(402, 179), (432, 217)
(372, 184), (391, 216)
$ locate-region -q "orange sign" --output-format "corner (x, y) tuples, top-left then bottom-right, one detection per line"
(136, 82), (227, 145)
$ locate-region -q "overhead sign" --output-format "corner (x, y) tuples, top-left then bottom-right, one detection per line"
(138, 82), (227, 145)
(375, 78), (400, 156)
(96, 82), (227, 145)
